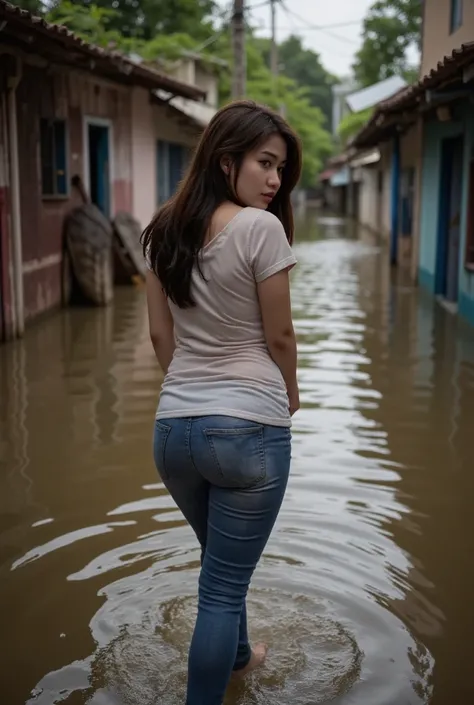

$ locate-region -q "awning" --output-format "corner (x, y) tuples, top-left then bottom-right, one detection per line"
(350, 148), (380, 168)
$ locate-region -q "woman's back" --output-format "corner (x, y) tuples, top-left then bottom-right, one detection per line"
(158, 207), (297, 427)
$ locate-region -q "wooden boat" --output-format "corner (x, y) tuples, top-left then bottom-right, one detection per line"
(63, 176), (114, 306)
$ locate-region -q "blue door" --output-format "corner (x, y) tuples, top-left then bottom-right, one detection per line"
(88, 124), (110, 217)
(437, 136), (463, 302)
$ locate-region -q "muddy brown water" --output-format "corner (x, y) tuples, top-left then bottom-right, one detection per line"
(1, 212), (474, 705)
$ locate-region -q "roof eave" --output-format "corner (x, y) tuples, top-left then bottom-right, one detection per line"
(0, 0), (206, 100)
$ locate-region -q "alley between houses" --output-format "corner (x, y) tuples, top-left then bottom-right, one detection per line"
(1, 211), (474, 705)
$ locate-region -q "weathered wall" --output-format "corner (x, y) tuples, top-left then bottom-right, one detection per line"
(154, 103), (200, 147)
(131, 87), (156, 230)
(14, 63), (134, 323)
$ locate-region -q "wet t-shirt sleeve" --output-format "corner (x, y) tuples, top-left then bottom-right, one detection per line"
(248, 211), (297, 283)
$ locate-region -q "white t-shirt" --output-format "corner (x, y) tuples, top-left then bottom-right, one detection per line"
(152, 207), (297, 427)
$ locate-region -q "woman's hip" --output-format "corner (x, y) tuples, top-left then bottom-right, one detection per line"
(154, 415), (291, 490)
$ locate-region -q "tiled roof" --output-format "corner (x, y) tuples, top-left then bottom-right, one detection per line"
(0, 0), (206, 100)
(352, 42), (474, 147)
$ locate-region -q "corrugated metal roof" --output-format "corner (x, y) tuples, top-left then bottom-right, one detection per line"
(346, 75), (407, 113)
(0, 0), (206, 100)
(352, 42), (474, 148)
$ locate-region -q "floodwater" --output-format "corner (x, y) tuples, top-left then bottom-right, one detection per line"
(1, 211), (474, 705)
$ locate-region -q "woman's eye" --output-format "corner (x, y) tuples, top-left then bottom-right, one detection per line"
(260, 160), (271, 168)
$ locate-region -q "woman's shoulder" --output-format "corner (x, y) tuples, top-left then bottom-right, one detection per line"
(240, 207), (284, 233)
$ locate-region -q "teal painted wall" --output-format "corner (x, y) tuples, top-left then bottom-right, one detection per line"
(418, 101), (474, 325)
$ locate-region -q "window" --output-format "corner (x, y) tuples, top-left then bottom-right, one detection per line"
(450, 0), (463, 33)
(465, 160), (474, 271)
(156, 140), (190, 205)
(40, 118), (67, 197)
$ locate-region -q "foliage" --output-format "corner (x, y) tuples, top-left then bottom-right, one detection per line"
(66, 0), (217, 40)
(46, 1), (125, 47)
(353, 0), (422, 87)
(255, 35), (338, 129)
(216, 34), (333, 187)
(10, 0), (335, 187)
(337, 108), (373, 145)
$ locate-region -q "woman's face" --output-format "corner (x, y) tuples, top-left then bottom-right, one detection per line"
(232, 133), (287, 210)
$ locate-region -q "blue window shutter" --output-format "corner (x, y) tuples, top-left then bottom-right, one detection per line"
(54, 121), (67, 195)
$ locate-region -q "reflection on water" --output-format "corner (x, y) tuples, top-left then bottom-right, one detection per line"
(1, 212), (474, 704)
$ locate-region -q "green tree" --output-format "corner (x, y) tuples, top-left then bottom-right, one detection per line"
(337, 108), (373, 145)
(353, 0), (422, 87)
(15, 0), (333, 187)
(216, 34), (333, 187)
(66, 0), (217, 40)
(256, 35), (338, 128)
(46, 1), (125, 47)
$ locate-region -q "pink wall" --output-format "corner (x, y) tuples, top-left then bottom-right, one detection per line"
(131, 88), (157, 231)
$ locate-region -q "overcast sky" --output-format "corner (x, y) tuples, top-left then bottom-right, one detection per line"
(215, 0), (375, 78)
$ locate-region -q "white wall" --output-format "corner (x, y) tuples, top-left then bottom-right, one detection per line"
(195, 66), (218, 108)
(358, 167), (379, 232)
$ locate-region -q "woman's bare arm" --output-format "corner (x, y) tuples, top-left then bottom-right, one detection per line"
(145, 270), (175, 374)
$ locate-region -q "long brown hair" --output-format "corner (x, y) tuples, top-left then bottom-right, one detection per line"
(141, 99), (302, 308)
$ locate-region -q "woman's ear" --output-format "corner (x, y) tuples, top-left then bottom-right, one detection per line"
(220, 156), (231, 176)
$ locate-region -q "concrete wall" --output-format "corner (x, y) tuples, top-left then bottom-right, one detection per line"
(418, 102), (474, 324)
(421, 0), (474, 76)
(358, 166), (379, 232)
(131, 87), (156, 231)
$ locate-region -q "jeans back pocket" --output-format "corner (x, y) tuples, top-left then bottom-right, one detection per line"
(203, 425), (266, 489)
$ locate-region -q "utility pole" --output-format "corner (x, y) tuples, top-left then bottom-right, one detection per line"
(270, 0), (278, 82)
(232, 0), (246, 99)
(270, 0), (286, 117)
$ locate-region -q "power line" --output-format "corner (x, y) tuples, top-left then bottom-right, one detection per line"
(246, 0), (271, 8)
(275, 20), (363, 31)
(278, 2), (360, 45)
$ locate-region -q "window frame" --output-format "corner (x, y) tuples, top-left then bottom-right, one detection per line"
(450, 0), (463, 34)
(39, 117), (69, 200)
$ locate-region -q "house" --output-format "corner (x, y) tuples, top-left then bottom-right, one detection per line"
(332, 77), (358, 136)
(130, 50), (224, 229)
(351, 0), (474, 325)
(0, 0), (209, 342)
(325, 77), (407, 229)
(351, 87), (422, 269)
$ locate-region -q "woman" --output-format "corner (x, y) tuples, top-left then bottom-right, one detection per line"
(142, 99), (302, 705)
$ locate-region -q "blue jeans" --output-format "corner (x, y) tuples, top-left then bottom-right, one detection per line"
(153, 415), (291, 705)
